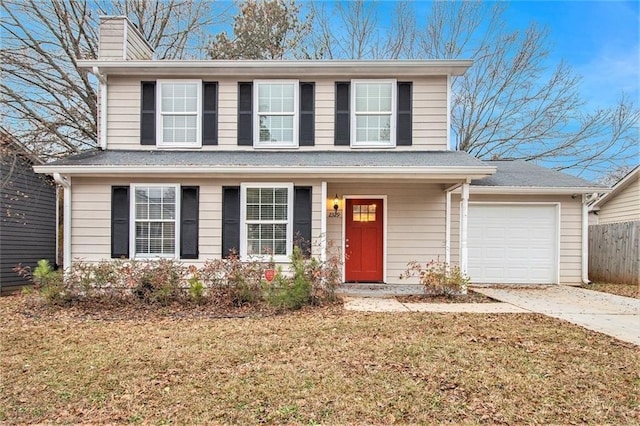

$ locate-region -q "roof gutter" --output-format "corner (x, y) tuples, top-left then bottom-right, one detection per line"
(34, 165), (496, 179)
(457, 186), (610, 195)
(76, 59), (474, 77)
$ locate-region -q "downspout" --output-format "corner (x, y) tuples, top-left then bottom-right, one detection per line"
(53, 173), (71, 271)
(320, 181), (327, 262)
(581, 194), (590, 284)
(93, 66), (107, 150)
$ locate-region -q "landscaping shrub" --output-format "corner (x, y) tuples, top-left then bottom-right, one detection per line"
(264, 247), (312, 310)
(200, 252), (266, 306)
(401, 259), (470, 296)
(18, 238), (343, 311)
(15, 259), (66, 304)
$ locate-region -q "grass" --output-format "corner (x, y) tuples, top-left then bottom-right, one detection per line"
(1, 295), (639, 424)
(582, 282), (639, 299)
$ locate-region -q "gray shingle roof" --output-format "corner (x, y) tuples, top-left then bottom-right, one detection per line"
(471, 160), (602, 188)
(45, 149), (491, 168)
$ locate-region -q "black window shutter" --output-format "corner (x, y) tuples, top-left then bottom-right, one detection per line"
(299, 82), (315, 146)
(202, 82), (218, 146)
(180, 186), (199, 259)
(237, 82), (253, 146)
(140, 81), (156, 145)
(222, 186), (241, 258)
(397, 82), (412, 146)
(293, 186), (312, 257)
(334, 82), (350, 145)
(111, 186), (130, 258)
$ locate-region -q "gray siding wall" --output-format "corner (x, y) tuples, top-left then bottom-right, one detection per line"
(597, 176), (640, 224)
(1, 155), (57, 294)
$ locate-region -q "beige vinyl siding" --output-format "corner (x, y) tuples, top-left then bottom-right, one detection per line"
(450, 194), (583, 284)
(597, 176), (640, 224)
(105, 76), (449, 151)
(326, 182), (446, 285)
(99, 19), (125, 60)
(70, 177), (322, 265)
(124, 22), (153, 60)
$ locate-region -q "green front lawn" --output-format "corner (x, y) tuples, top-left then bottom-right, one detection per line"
(1, 296), (638, 424)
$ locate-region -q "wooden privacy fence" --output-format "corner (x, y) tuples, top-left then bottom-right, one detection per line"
(589, 221), (639, 285)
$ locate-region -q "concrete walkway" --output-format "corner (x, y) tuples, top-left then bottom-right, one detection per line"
(474, 286), (640, 346)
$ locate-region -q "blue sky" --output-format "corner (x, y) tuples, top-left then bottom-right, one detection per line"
(500, 0), (639, 109)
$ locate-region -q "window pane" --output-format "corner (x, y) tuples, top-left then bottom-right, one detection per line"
(163, 115), (197, 144)
(162, 83), (198, 113)
(247, 188), (260, 203)
(274, 188), (287, 204)
(260, 188), (274, 204)
(261, 205), (273, 220)
(248, 224), (260, 239)
(355, 115), (391, 143)
(258, 82), (295, 113)
(274, 224), (287, 239)
(355, 82), (392, 113)
(149, 203), (162, 220)
(274, 240), (286, 255)
(274, 205), (287, 220)
(258, 115), (294, 144)
(246, 205), (260, 220)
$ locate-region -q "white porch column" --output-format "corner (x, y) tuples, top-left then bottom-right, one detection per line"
(320, 181), (327, 262)
(53, 173), (71, 270)
(460, 182), (470, 274)
(445, 190), (451, 265)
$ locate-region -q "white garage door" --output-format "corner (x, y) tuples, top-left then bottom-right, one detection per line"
(468, 203), (558, 284)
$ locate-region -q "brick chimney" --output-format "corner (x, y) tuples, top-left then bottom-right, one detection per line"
(98, 16), (154, 60)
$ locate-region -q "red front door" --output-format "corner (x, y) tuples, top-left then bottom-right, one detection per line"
(345, 198), (383, 282)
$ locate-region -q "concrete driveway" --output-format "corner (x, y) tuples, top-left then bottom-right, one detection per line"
(473, 286), (640, 346)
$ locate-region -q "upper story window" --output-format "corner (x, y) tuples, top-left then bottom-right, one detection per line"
(254, 80), (299, 148)
(157, 80), (202, 147)
(351, 79), (396, 147)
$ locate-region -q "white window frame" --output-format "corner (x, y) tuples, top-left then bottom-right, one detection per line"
(350, 79), (397, 148)
(240, 182), (294, 262)
(156, 79), (202, 148)
(130, 183), (181, 259)
(253, 80), (299, 148)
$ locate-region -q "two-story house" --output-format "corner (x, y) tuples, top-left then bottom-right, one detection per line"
(35, 17), (604, 286)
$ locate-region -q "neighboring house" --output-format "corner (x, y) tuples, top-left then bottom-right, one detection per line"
(1, 132), (57, 295)
(589, 166), (640, 225)
(34, 16), (604, 287)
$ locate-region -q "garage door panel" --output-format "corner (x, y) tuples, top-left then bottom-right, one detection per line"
(468, 204), (558, 284)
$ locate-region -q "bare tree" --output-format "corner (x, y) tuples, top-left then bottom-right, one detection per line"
(419, 2), (639, 176)
(308, 1), (416, 59)
(208, 0), (311, 60)
(0, 0), (226, 159)
(598, 164), (637, 187)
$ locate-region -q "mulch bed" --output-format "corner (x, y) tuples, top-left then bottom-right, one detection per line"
(396, 289), (496, 304)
